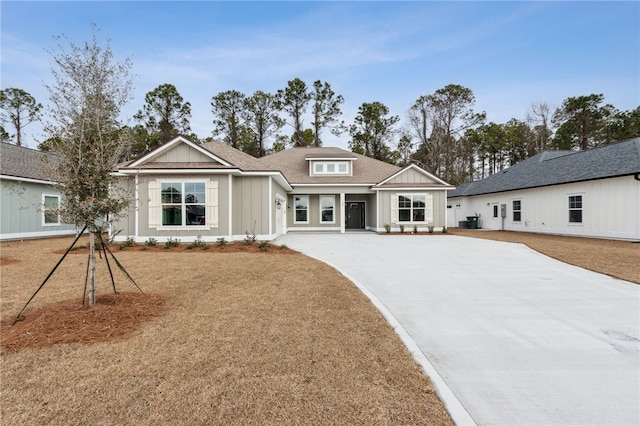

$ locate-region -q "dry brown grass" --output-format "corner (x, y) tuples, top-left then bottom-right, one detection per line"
(0, 237), (454, 425)
(450, 229), (640, 284)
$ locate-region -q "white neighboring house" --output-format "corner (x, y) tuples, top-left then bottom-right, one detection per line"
(0, 142), (78, 240)
(447, 137), (640, 240)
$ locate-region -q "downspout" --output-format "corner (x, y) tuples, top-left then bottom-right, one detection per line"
(268, 177), (273, 237)
(134, 173), (139, 240)
(228, 175), (233, 239)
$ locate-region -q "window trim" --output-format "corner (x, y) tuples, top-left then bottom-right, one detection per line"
(159, 180), (208, 229)
(42, 194), (61, 226)
(319, 195), (335, 224)
(568, 194), (583, 224)
(294, 195), (310, 224)
(512, 199), (522, 222)
(396, 193), (432, 223)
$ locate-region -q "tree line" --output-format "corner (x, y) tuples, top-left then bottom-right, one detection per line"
(2, 73), (639, 186)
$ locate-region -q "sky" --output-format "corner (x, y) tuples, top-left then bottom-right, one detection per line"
(1, 1), (639, 150)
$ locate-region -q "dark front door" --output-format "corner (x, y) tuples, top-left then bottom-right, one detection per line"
(346, 202), (365, 229)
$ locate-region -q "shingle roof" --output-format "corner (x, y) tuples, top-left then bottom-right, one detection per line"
(0, 142), (59, 182)
(200, 141), (269, 171)
(259, 147), (401, 184)
(449, 138), (640, 197)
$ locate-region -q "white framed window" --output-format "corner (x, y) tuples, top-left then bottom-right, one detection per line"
(512, 200), (521, 222)
(311, 161), (350, 176)
(568, 195), (583, 223)
(319, 195), (335, 223)
(161, 182), (206, 226)
(395, 193), (432, 222)
(294, 195), (309, 224)
(42, 194), (60, 226)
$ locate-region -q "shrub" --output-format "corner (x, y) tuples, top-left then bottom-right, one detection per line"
(399, 224), (405, 234)
(187, 235), (208, 250)
(244, 224), (257, 245)
(442, 226), (448, 233)
(119, 236), (135, 250)
(258, 241), (270, 252)
(164, 237), (180, 249)
(413, 225), (418, 234)
(216, 237), (227, 248)
(280, 244), (288, 250)
(384, 223), (391, 233)
(144, 237), (158, 247)
(428, 225), (434, 234)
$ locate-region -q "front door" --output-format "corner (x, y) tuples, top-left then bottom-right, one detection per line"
(346, 202), (365, 229)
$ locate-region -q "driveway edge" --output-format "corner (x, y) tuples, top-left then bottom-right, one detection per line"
(305, 254), (478, 426)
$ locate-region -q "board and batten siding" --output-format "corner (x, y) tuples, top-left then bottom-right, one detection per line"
(386, 167), (435, 185)
(152, 144), (217, 163)
(450, 175), (640, 240)
(232, 176), (271, 237)
(0, 179), (77, 240)
(377, 190), (447, 231)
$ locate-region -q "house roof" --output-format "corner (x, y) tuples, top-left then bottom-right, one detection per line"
(260, 147), (401, 184)
(200, 141), (271, 171)
(0, 142), (58, 182)
(449, 137), (640, 198)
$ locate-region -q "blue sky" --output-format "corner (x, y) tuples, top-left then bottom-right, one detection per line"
(2, 1), (638, 149)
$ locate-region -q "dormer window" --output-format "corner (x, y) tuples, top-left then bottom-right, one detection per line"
(311, 161), (350, 176)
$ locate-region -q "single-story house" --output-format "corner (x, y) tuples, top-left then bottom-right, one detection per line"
(0, 142), (78, 240)
(112, 136), (454, 242)
(447, 137), (640, 240)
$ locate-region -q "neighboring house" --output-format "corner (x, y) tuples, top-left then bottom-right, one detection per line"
(447, 137), (640, 240)
(112, 136), (453, 242)
(0, 142), (78, 240)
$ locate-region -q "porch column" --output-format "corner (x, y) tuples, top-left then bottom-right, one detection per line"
(340, 192), (345, 233)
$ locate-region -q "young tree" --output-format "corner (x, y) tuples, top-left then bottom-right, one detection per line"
(278, 78), (312, 147)
(0, 88), (43, 146)
(44, 29), (134, 306)
(211, 90), (247, 149)
(349, 101), (399, 163)
(135, 83), (191, 147)
(243, 91), (284, 157)
(311, 80), (345, 147)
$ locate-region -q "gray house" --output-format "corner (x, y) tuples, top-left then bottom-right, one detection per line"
(0, 143), (77, 240)
(447, 137), (640, 240)
(112, 136), (453, 242)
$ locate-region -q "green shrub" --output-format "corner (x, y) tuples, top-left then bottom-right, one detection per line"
(187, 236), (209, 250)
(119, 236), (135, 250)
(442, 226), (448, 233)
(164, 237), (180, 249)
(399, 224), (405, 234)
(145, 237), (158, 247)
(258, 241), (270, 252)
(384, 223), (391, 233)
(413, 225), (418, 234)
(216, 237), (227, 248)
(428, 225), (434, 234)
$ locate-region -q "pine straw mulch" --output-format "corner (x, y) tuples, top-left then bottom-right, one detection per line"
(1, 292), (167, 352)
(0, 236), (454, 425)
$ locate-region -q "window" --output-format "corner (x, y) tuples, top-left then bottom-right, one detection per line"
(161, 182), (206, 226)
(569, 195), (583, 223)
(398, 194), (427, 222)
(512, 200), (521, 222)
(319, 195), (335, 223)
(294, 195), (309, 223)
(493, 205), (499, 218)
(311, 161), (350, 175)
(43, 195), (60, 225)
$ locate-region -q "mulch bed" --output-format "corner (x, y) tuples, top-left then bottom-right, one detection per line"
(55, 241), (298, 255)
(1, 292), (167, 353)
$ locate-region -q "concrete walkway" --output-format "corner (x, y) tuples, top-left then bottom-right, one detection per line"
(276, 233), (640, 426)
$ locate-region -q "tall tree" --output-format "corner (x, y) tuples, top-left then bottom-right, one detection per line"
(526, 101), (553, 154)
(0, 88), (43, 146)
(44, 28), (134, 306)
(135, 83), (191, 147)
(243, 91), (284, 157)
(311, 80), (345, 147)
(552, 94), (611, 150)
(211, 90), (247, 149)
(605, 106), (640, 142)
(349, 101), (399, 163)
(278, 78), (312, 147)
(408, 95), (436, 172)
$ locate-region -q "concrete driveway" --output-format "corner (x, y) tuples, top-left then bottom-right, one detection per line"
(276, 233), (640, 426)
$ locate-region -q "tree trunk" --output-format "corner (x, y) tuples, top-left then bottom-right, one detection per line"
(88, 231), (96, 306)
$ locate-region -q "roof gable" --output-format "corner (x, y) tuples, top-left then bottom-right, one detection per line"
(374, 164), (451, 188)
(127, 136), (232, 168)
(449, 138), (640, 197)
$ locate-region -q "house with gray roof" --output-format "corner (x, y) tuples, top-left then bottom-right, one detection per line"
(112, 136), (453, 242)
(447, 137), (640, 240)
(0, 142), (78, 240)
